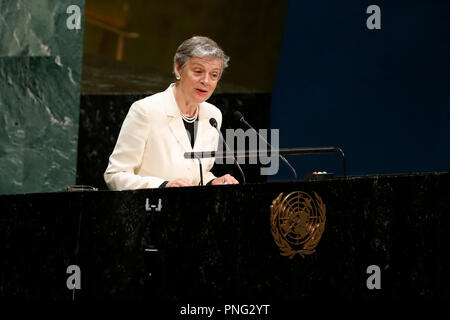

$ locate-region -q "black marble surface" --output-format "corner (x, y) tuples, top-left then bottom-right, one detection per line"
(0, 172), (449, 300)
(76, 92), (271, 190)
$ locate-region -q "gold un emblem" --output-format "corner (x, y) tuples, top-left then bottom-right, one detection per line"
(271, 191), (326, 258)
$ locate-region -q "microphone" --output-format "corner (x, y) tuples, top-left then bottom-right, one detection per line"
(233, 111), (298, 181)
(209, 118), (246, 184)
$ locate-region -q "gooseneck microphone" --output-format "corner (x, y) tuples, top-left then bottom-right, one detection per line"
(233, 111), (298, 181)
(209, 118), (246, 184)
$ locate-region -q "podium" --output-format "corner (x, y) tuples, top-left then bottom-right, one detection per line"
(0, 172), (449, 300)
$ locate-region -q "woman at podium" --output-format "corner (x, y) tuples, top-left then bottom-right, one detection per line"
(104, 36), (239, 190)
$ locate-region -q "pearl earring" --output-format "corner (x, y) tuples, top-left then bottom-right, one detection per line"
(175, 73), (180, 80)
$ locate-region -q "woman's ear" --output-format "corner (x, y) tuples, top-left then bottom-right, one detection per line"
(174, 62), (180, 77)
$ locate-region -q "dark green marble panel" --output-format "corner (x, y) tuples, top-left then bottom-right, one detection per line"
(0, 57), (27, 194)
(0, 0), (84, 58)
(0, 0), (85, 194)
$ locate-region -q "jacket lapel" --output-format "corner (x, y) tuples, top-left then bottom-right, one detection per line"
(169, 117), (192, 152)
(165, 84), (193, 152)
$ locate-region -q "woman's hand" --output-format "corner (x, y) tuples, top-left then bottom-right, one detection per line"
(210, 174), (239, 185)
(166, 178), (193, 187)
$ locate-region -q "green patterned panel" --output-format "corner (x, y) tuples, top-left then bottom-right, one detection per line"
(0, 0), (85, 194)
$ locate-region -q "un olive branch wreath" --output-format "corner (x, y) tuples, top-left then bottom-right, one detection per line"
(270, 192), (326, 259)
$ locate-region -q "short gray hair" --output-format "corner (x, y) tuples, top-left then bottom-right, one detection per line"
(173, 36), (230, 73)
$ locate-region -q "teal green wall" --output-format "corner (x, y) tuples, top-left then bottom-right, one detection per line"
(0, 0), (85, 194)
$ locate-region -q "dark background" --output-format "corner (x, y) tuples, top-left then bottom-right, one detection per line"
(82, 0), (288, 93)
(270, 0), (450, 180)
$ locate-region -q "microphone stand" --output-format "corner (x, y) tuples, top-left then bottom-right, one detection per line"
(195, 155), (204, 186)
(237, 115), (298, 181)
(210, 119), (246, 184)
(184, 147), (347, 178)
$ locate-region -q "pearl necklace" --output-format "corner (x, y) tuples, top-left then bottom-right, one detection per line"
(180, 106), (199, 123)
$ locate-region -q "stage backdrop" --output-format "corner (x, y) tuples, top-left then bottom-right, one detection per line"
(0, 0), (85, 194)
(270, 0), (450, 181)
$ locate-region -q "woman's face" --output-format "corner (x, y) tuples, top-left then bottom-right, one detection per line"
(175, 56), (222, 105)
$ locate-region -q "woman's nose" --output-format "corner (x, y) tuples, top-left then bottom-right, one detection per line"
(201, 73), (209, 85)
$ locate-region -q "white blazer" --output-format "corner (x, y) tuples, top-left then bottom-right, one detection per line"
(104, 84), (222, 190)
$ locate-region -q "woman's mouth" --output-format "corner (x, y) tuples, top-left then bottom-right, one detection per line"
(195, 88), (208, 95)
